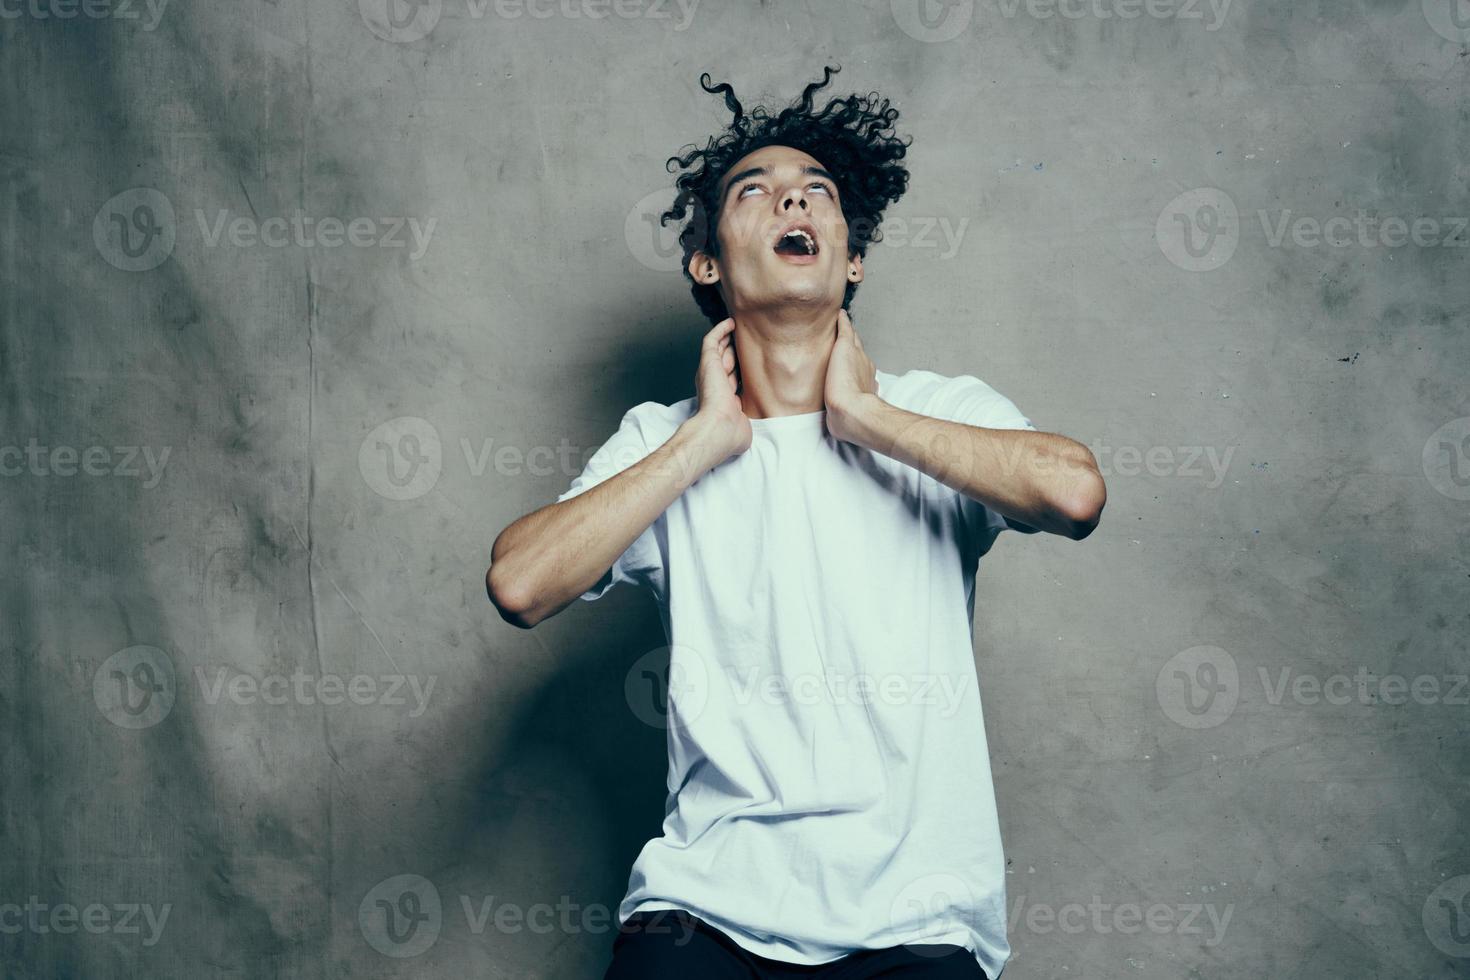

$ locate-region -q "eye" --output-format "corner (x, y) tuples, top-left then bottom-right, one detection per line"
(737, 183), (765, 199)
(808, 182), (834, 196)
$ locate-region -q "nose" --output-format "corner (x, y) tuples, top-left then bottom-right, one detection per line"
(779, 187), (810, 213)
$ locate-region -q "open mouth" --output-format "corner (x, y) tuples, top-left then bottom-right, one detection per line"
(773, 223), (820, 259)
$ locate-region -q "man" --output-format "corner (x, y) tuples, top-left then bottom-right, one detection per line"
(487, 67), (1106, 979)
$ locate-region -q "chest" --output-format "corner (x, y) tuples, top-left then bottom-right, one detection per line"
(663, 440), (967, 630)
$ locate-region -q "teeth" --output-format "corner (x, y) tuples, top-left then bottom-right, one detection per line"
(780, 229), (816, 254)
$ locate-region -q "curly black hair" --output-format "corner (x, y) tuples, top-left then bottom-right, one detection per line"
(660, 65), (912, 324)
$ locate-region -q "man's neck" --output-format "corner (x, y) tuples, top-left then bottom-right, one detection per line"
(731, 304), (839, 420)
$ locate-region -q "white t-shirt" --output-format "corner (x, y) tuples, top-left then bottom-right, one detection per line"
(556, 367), (1037, 979)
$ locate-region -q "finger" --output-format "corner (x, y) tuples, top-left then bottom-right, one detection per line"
(705, 317), (736, 349)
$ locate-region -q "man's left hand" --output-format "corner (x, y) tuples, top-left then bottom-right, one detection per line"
(824, 309), (882, 443)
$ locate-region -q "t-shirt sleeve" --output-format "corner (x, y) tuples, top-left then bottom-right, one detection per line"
(921, 373), (1041, 554)
(555, 403), (668, 601)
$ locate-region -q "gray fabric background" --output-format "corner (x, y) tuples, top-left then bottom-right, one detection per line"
(2, 1), (1468, 976)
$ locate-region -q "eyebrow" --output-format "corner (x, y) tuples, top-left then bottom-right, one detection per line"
(721, 165), (837, 203)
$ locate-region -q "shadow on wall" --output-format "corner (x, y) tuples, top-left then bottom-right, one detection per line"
(463, 303), (711, 960)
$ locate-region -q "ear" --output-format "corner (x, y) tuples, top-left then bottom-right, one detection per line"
(688, 250), (721, 285)
(847, 252), (864, 284)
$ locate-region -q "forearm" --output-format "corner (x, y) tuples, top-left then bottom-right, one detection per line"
(487, 419), (725, 627)
(834, 394), (1107, 539)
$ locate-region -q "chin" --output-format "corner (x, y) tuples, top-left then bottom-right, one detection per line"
(774, 271), (840, 302)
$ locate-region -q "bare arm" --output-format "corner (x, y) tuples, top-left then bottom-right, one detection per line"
(487, 318), (751, 628)
(824, 311), (1106, 540)
(838, 404), (1106, 539)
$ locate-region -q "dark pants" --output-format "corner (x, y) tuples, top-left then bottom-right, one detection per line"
(604, 908), (990, 980)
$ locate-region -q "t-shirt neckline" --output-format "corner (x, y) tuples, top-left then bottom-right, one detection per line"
(747, 409), (826, 431)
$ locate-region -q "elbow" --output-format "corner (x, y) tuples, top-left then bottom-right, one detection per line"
(486, 561), (540, 630)
(1056, 465), (1107, 541)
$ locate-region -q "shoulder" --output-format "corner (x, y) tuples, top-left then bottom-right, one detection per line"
(876, 368), (1034, 430)
(561, 396), (696, 498)
(601, 395), (697, 452)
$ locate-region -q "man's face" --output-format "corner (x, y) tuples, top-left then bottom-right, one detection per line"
(692, 144), (862, 316)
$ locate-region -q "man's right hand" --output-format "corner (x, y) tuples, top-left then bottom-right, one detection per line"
(487, 317), (751, 628)
(683, 317), (752, 468)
